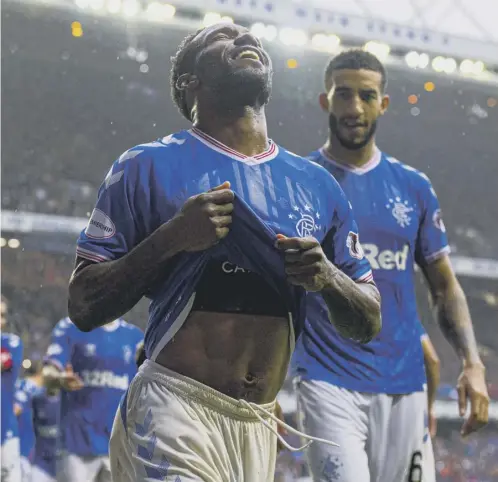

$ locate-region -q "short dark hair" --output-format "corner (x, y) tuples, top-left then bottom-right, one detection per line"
(170, 28), (205, 121)
(324, 49), (387, 92)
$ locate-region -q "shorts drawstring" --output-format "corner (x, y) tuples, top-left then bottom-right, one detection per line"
(239, 399), (339, 452)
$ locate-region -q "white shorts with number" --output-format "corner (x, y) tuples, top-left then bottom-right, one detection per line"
(57, 453), (111, 482)
(1, 437), (21, 482)
(20, 456), (32, 482)
(110, 360), (278, 482)
(295, 378), (436, 482)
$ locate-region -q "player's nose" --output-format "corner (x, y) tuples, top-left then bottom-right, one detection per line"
(234, 32), (260, 49)
(346, 94), (364, 116)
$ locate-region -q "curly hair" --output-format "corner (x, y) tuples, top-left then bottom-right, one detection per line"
(170, 28), (205, 121)
(324, 49), (387, 92)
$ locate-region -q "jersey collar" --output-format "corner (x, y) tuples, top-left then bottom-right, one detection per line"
(319, 146), (382, 175)
(102, 320), (120, 332)
(188, 127), (279, 166)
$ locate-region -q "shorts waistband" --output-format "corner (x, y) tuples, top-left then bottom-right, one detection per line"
(138, 359), (276, 421)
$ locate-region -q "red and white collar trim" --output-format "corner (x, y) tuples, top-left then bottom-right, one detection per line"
(319, 146), (382, 175)
(189, 127), (279, 165)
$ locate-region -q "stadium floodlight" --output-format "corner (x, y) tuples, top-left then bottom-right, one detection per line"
(432, 56), (445, 72)
(203, 12), (222, 26)
(107, 0), (121, 14)
(122, 0), (140, 17)
(89, 0), (104, 11)
(364, 41), (390, 61)
(418, 53), (430, 69)
(0, 238), (6, 248)
(250, 22), (266, 39)
(472, 60), (485, 75)
(443, 57), (457, 74)
(7, 239), (20, 249)
(221, 16), (233, 23)
(311, 33), (340, 53)
(75, 0), (89, 9)
(460, 59), (474, 74)
(146, 2), (175, 20)
(279, 27), (308, 47)
(405, 51), (420, 69)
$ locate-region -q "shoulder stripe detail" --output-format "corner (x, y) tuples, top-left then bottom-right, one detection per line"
(425, 245), (451, 264)
(356, 270), (374, 283)
(76, 247), (110, 263)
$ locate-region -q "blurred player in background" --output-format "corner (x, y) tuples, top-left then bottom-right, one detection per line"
(42, 317), (142, 482)
(30, 386), (61, 482)
(1, 296), (24, 482)
(292, 49), (489, 482)
(67, 22), (380, 482)
(14, 361), (45, 481)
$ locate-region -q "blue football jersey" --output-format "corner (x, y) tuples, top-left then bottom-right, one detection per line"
(32, 388), (61, 478)
(292, 148), (450, 394)
(44, 318), (143, 456)
(76, 128), (372, 360)
(1, 333), (23, 445)
(15, 378), (43, 459)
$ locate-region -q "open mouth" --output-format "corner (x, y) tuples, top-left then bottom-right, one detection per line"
(232, 48), (262, 63)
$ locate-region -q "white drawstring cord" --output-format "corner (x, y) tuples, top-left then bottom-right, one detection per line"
(239, 400), (339, 452)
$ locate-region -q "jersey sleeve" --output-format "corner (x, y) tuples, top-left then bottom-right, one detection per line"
(44, 318), (74, 371)
(323, 179), (373, 283)
(76, 149), (151, 264)
(414, 176), (450, 266)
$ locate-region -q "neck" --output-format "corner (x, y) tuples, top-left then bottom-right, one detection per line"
(194, 106), (269, 157)
(324, 134), (377, 168)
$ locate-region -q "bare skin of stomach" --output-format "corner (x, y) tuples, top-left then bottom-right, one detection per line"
(155, 311), (291, 404)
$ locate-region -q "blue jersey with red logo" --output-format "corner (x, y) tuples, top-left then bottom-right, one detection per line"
(1, 333), (23, 445)
(75, 129), (372, 361)
(292, 148), (449, 394)
(44, 318), (142, 456)
(32, 388), (61, 478)
(15, 378), (43, 459)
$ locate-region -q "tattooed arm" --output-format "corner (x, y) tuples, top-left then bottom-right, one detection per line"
(422, 255), (489, 436)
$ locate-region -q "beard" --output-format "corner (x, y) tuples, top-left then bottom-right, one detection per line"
(197, 58), (272, 114)
(328, 113), (377, 150)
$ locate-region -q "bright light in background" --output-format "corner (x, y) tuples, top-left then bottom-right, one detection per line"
(311, 33), (341, 53)
(202, 12), (233, 27)
(432, 56), (445, 73)
(363, 41), (390, 61)
(89, 0), (104, 11)
(22, 359), (32, 370)
(75, 0), (89, 8)
(107, 0), (121, 14)
(122, 0), (140, 17)
(7, 239), (20, 249)
(145, 3), (175, 20)
(0, 238), (6, 248)
(286, 58), (298, 69)
(405, 51), (430, 69)
(71, 21), (83, 37)
(443, 57), (457, 74)
(472, 60), (485, 75)
(250, 23), (277, 42)
(424, 81), (435, 92)
(279, 28), (307, 47)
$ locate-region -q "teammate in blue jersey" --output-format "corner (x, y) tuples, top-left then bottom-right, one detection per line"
(1, 296), (24, 482)
(14, 361), (45, 482)
(42, 317), (143, 482)
(67, 23), (381, 482)
(291, 49), (489, 481)
(31, 387), (61, 482)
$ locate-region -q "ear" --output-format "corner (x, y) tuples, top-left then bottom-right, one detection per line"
(176, 73), (199, 92)
(380, 94), (390, 115)
(318, 92), (329, 113)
